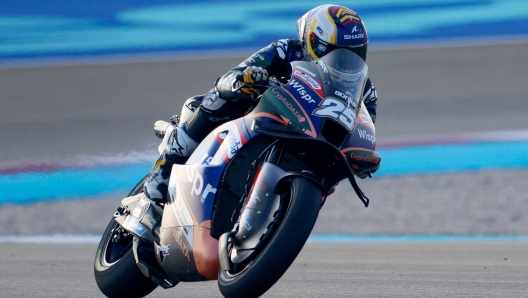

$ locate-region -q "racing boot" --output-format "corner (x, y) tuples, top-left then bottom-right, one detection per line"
(143, 126), (199, 203)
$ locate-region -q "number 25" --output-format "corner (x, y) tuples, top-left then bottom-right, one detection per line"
(313, 98), (355, 131)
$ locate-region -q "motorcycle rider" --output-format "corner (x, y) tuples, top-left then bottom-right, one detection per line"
(143, 4), (379, 203)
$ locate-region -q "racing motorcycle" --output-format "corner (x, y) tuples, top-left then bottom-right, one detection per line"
(94, 48), (380, 298)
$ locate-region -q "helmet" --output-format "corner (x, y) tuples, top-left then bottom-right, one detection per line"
(297, 5), (368, 61)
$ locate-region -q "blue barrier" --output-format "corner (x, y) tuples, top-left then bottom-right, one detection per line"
(1, 141), (527, 204)
(0, 163), (151, 204)
(378, 141), (528, 176)
(1, 0), (528, 62)
(308, 234), (528, 243)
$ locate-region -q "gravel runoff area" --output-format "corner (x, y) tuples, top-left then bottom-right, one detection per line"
(1, 169), (526, 236)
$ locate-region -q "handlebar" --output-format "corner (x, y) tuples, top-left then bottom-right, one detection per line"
(232, 76), (281, 93)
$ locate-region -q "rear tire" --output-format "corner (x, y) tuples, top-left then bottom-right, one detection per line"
(94, 175), (158, 298)
(218, 177), (322, 298)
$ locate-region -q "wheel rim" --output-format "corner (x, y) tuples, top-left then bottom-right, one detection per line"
(224, 186), (292, 278)
(101, 222), (133, 267)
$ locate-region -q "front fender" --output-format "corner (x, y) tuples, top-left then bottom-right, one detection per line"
(253, 124), (370, 207)
(235, 162), (323, 242)
(228, 162), (322, 265)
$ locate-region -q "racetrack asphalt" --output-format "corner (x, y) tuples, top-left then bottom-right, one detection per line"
(1, 241), (527, 297)
(2, 42), (528, 164)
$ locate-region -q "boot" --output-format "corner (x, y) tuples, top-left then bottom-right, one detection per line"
(143, 126), (199, 203)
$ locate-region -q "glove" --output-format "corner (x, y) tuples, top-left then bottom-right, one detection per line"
(238, 66), (269, 95)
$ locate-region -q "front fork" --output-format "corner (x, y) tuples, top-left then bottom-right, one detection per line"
(113, 194), (177, 288)
(218, 140), (322, 272)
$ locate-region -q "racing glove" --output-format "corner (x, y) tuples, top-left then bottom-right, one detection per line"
(238, 66), (269, 95)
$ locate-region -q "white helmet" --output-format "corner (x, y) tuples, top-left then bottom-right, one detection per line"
(297, 5), (369, 61)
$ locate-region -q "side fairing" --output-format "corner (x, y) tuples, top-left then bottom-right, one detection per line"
(158, 118), (253, 281)
(248, 58), (366, 147)
(341, 102), (380, 173)
(249, 62), (325, 138)
(165, 118), (252, 227)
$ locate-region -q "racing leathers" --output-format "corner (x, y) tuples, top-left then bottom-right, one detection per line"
(143, 39), (379, 202)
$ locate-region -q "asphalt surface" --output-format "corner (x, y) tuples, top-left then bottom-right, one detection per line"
(1, 42), (528, 164)
(1, 242), (527, 297)
(1, 43), (528, 297)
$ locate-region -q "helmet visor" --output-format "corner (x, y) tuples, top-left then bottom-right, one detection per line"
(309, 32), (331, 59)
(309, 32), (367, 61)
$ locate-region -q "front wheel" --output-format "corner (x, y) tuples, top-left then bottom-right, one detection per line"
(218, 177), (322, 298)
(94, 219), (158, 298)
(94, 175), (158, 298)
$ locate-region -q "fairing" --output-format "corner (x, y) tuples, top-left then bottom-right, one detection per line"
(156, 49), (377, 282)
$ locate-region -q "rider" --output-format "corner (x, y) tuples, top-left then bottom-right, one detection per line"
(143, 4), (379, 203)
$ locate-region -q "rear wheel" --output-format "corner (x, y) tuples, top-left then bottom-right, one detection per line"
(218, 177), (322, 298)
(94, 176), (158, 298)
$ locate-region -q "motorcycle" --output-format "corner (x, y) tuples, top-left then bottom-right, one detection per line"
(94, 48), (380, 298)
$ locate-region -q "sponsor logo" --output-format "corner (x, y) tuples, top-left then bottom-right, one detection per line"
(186, 166), (217, 203)
(293, 70), (321, 90)
(241, 212), (254, 232)
(170, 186), (194, 248)
(173, 187), (193, 228)
(157, 244), (170, 257)
(334, 90), (356, 108)
(218, 130), (228, 140)
(209, 116), (231, 122)
(318, 44), (327, 52)
(344, 34), (365, 40)
(295, 66), (317, 77)
(174, 228), (190, 262)
(349, 152), (380, 164)
(225, 123), (242, 159)
(342, 80), (359, 88)
(352, 26), (359, 33)
(287, 79), (317, 103)
(245, 52), (265, 65)
(318, 60), (329, 73)
(200, 153), (213, 165)
(125, 217), (147, 236)
(359, 114), (371, 125)
(272, 87), (306, 122)
(335, 66), (362, 74)
(202, 90), (219, 107)
(143, 213), (157, 227)
(240, 191), (262, 232)
(316, 25), (326, 36)
(357, 129), (375, 144)
(275, 39), (288, 59)
(131, 207), (142, 219)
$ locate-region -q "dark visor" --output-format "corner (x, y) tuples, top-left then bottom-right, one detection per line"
(309, 32), (367, 61)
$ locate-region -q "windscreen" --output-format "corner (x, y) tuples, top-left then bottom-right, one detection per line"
(319, 48), (368, 110)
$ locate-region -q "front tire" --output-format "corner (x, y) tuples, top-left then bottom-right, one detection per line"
(94, 175), (158, 298)
(218, 177), (322, 298)
(94, 219), (158, 298)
